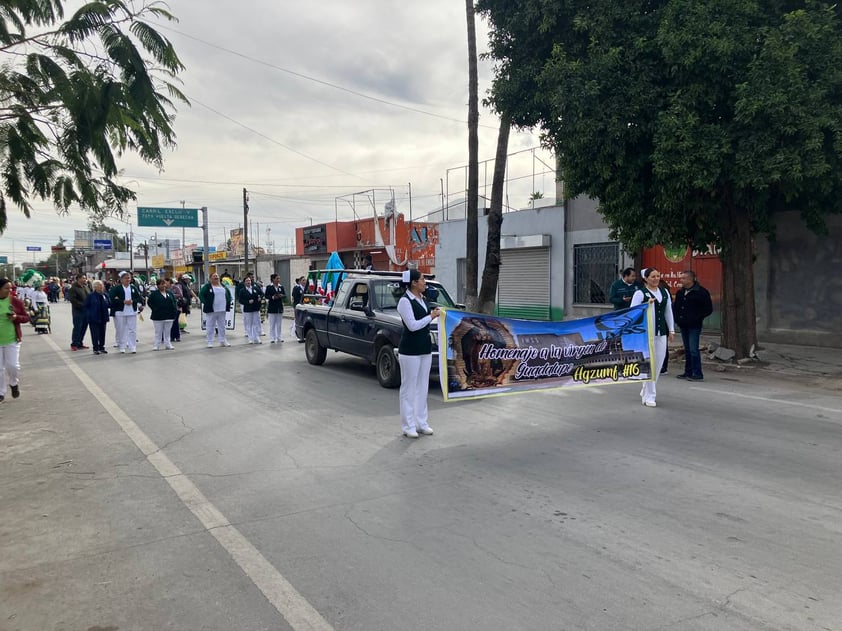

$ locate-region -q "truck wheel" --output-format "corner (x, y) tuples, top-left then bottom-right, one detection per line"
(305, 329), (327, 365)
(376, 344), (401, 388)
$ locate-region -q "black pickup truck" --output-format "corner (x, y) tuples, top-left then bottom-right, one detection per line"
(294, 271), (459, 388)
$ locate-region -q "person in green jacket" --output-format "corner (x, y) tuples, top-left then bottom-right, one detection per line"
(198, 273), (232, 348)
(147, 278), (179, 351)
(608, 268), (639, 310)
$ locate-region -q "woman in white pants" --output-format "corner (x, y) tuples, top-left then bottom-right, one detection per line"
(396, 269), (441, 438)
(238, 276), (263, 344)
(147, 278), (178, 351)
(265, 274), (286, 343)
(631, 268), (675, 407)
(0, 278), (29, 402)
(108, 272), (143, 354)
(198, 274), (232, 348)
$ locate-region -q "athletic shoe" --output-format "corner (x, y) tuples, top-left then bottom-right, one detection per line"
(94, 350), (100, 355)
(643, 400), (657, 407)
(120, 349), (126, 354)
(10, 384), (19, 399)
(221, 341), (231, 347)
(418, 427), (434, 436)
(153, 346), (160, 351)
(100, 350), (108, 354)
(165, 345), (174, 350)
(403, 430), (419, 439)
(270, 340), (276, 344)
(207, 343), (213, 348)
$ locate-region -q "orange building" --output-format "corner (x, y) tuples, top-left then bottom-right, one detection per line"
(295, 215), (439, 274)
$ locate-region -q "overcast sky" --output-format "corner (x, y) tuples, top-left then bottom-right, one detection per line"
(0, 0), (555, 264)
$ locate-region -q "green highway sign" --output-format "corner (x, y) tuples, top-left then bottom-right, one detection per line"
(0, 256), (7, 264)
(137, 207), (199, 228)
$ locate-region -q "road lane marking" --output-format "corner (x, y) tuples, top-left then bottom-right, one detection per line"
(43, 335), (334, 631)
(690, 386), (842, 415)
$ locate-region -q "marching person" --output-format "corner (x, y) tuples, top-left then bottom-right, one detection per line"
(0, 278), (30, 402)
(238, 275), (264, 344)
(290, 276), (306, 340)
(109, 272), (144, 354)
(199, 273), (232, 348)
(68, 273), (90, 351)
(147, 278), (178, 351)
(631, 268), (675, 407)
(264, 273), (286, 343)
(83, 280), (111, 355)
(396, 269), (440, 438)
(178, 274), (197, 334)
(673, 269), (713, 381)
(167, 278), (183, 343)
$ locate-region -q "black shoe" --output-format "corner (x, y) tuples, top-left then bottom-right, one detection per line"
(0, 395), (4, 402)
(100, 349), (108, 354)
(676, 374), (688, 380)
(94, 350), (100, 355)
(687, 375), (704, 381)
(10, 384), (19, 398)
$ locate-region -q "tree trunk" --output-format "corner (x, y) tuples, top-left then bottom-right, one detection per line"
(719, 195), (758, 359)
(465, 0), (479, 311)
(478, 112), (511, 314)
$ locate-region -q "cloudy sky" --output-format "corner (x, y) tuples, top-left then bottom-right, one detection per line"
(0, 0), (555, 265)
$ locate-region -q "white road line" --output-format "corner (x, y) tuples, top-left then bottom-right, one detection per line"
(690, 386), (842, 415)
(43, 335), (333, 631)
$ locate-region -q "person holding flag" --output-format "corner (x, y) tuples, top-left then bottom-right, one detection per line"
(631, 268), (675, 407)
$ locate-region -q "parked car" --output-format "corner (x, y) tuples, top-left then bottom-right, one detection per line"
(294, 271), (459, 387)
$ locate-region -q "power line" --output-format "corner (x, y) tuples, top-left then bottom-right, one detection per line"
(159, 24), (500, 130)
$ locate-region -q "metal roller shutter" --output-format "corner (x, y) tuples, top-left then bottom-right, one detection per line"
(497, 248), (550, 320)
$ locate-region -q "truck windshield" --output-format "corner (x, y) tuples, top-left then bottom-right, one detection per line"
(372, 280), (456, 309)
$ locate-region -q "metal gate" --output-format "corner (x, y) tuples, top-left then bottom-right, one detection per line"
(497, 248), (551, 319)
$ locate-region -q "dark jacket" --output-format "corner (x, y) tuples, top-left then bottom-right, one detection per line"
(108, 283), (144, 314)
(199, 283), (232, 313)
(265, 283), (286, 314)
(68, 282), (90, 311)
(672, 282), (713, 329)
(238, 284), (263, 313)
(608, 278), (638, 310)
(147, 289), (179, 321)
(291, 283), (304, 307)
(83, 291), (111, 325)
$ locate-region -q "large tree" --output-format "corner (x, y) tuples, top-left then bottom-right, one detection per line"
(478, 0), (842, 357)
(0, 0), (187, 233)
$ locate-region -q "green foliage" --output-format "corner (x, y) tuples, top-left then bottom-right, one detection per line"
(0, 0), (187, 233)
(478, 0), (842, 253)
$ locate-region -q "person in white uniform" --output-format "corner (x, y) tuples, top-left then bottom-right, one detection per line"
(630, 268), (675, 407)
(108, 272), (144, 354)
(199, 273), (232, 348)
(396, 269), (441, 438)
(264, 273), (286, 343)
(238, 275), (263, 344)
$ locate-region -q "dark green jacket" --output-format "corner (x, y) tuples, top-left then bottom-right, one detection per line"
(608, 278), (638, 310)
(147, 289), (179, 321)
(264, 284), (286, 314)
(199, 283), (232, 313)
(108, 283), (144, 314)
(238, 284), (263, 313)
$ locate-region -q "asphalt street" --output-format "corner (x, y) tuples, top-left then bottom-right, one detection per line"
(2, 302), (841, 631)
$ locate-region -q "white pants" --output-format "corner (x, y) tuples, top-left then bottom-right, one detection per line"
(205, 312), (228, 344)
(114, 314), (137, 352)
(641, 335), (667, 404)
(268, 313), (283, 341)
(0, 342), (21, 396)
(398, 353), (433, 433)
(153, 320), (174, 349)
(243, 311), (261, 342)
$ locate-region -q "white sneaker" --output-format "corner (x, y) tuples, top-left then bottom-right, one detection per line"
(403, 430), (419, 439)
(207, 343), (213, 348)
(643, 400), (657, 408)
(120, 348), (126, 354)
(418, 427), (434, 436)
(165, 345), (174, 350)
(248, 340), (254, 345)
(221, 341), (231, 347)
(152, 346), (159, 351)
(256, 340), (263, 345)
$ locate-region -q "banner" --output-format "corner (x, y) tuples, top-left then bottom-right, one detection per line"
(438, 305), (655, 401)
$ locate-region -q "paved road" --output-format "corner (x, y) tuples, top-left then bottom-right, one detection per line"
(2, 303), (841, 631)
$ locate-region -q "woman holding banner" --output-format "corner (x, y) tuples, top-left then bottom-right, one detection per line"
(631, 268), (675, 407)
(397, 269), (441, 438)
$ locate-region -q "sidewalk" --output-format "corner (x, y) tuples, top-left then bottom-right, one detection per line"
(695, 335), (842, 391)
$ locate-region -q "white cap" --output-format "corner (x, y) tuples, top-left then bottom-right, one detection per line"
(118, 271), (129, 278)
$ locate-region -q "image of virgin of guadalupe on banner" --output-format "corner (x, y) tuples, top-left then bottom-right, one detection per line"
(438, 304), (655, 402)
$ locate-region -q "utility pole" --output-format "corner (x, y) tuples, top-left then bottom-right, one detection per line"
(201, 206), (210, 284)
(243, 187), (249, 275)
(180, 200), (186, 258)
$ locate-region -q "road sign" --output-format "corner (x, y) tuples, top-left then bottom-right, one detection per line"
(0, 256), (7, 264)
(151, 255), (165, 268)
(26, 246), (41, 252)
(51, 245), (66, 252)
(137, 207), (199, 228)
(93, 239), (113, 250)
(208, 251), (226, 262)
